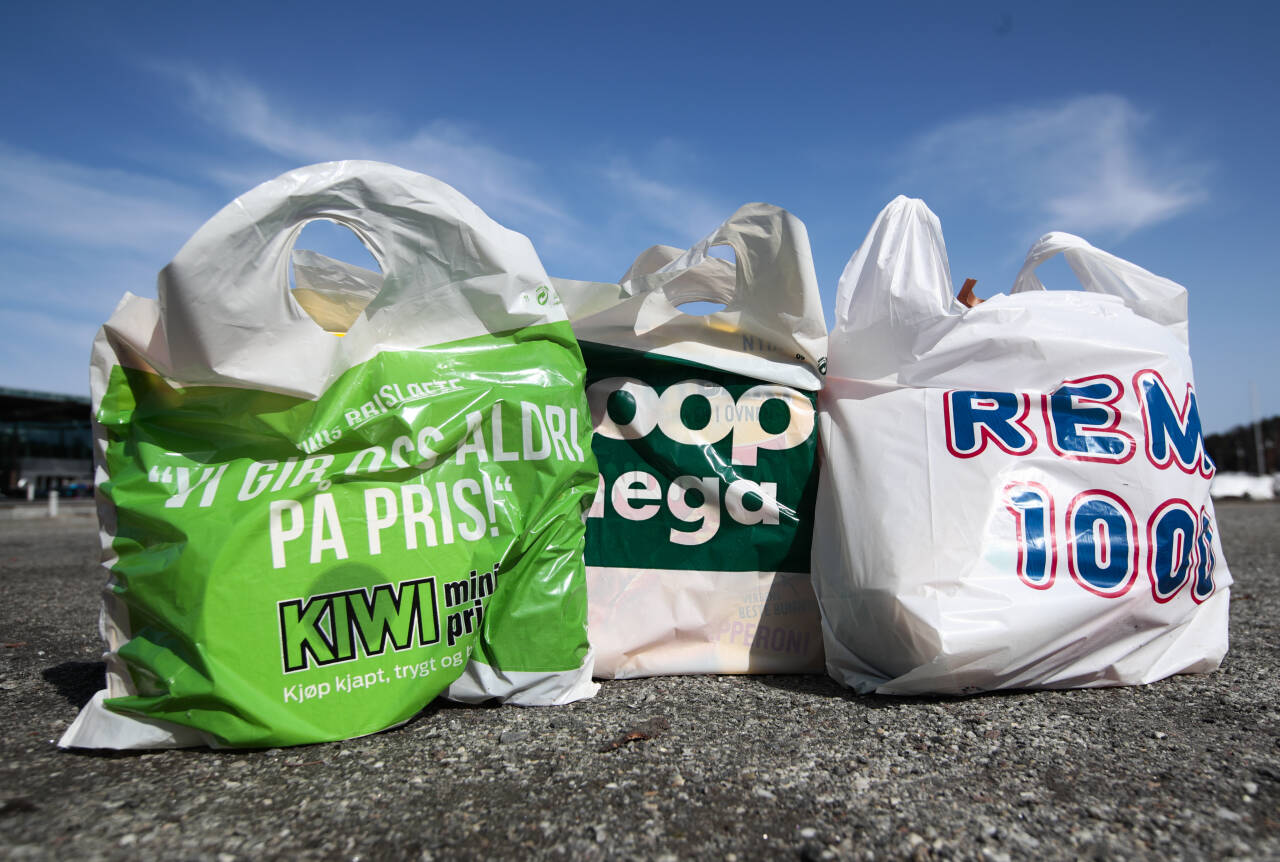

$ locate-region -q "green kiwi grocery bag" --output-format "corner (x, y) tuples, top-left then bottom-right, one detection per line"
(60, 161), (598, 750)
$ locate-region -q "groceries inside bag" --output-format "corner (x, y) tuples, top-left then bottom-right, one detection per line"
(555, 203), (829, 677)
(812, 196), (1231, 695)
(61, 161), (598, 749)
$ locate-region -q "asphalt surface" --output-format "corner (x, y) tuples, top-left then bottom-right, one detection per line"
(1, 500), (1277, 861)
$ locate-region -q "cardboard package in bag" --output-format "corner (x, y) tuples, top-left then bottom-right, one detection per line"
(812, 196), (1230, 695)
(555, 204), (828, 677)
(61, 161), (598, 749)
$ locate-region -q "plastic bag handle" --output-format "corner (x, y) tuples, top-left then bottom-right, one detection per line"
(618, 244), (736, 305)
(621, 203), (827, 341)
(1011, 231), (1188, 342)
(832, 196), (957, 329)
(827, 196), (959, 381)
(156, 160), (554, 395)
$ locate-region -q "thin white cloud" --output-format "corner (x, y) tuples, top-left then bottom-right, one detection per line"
(167, 67), (568, 226)
(901, 94), (1209, 238)
(602, 157), (729, 245)
(0, 143), (211, 394)
(0, 67), (737, 404)
(0, 144), (208, 255)
(0, 308), (100, 397)
(162, 65), (734, 281)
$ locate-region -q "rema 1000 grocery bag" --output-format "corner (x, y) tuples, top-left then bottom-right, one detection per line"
(555, 203), (828, 677)
(812, 196), (1230, 695)
(61, 161), (598, 749)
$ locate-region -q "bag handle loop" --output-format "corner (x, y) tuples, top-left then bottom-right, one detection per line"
(621, 203), (827, 346)
(619, 244), (736, 307)
(1011, 231), (1188, 343)
(157, 161), (555, 396)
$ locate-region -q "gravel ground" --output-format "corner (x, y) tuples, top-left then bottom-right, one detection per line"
(1, 500), (1277, 861)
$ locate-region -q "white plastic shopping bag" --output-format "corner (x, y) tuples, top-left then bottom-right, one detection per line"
(812, 196), (1230, 695)
(555, 203), (829, 677)
(63, 161), (597, 749)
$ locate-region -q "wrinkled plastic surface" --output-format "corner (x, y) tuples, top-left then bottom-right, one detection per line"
(812, 196), (1231, 695)
(290, 248), (382, 332)
(62, 161), (597, 749)
(555, 203), (829, 677)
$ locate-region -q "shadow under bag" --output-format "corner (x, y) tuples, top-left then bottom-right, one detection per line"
(813, 196), (1230, 695)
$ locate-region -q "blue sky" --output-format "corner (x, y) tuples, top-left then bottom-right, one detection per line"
(2, 1), (1276, 433)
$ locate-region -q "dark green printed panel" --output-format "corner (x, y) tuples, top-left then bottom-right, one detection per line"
(582, 342), (818, 573)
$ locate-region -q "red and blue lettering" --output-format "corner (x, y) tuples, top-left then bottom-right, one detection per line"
(1146, 499), (1197, 602)
(1135, 369), (1214, 479)
(1004, 482), (1056, 589)
(1193, 508), (1217, 603)
(1066, 490), (1138, 598)
(945, 391), (1036, 458)
(1043, 375), (1134, 464)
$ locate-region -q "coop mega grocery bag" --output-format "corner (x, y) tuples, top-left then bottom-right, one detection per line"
(60, 161), (598, 750)
(554, 203), (828, 677)
(812, 196), (1230, 695)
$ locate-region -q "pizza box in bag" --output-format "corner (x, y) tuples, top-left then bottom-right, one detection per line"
(812, 196), (1230, 694)
(61, 161), (598, 749)
(555, 203), (828, 677)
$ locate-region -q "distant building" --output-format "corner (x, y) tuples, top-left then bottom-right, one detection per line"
(0, 387), (93, 498)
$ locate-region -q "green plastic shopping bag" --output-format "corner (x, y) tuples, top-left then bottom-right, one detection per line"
(61, 161), (598, 749)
